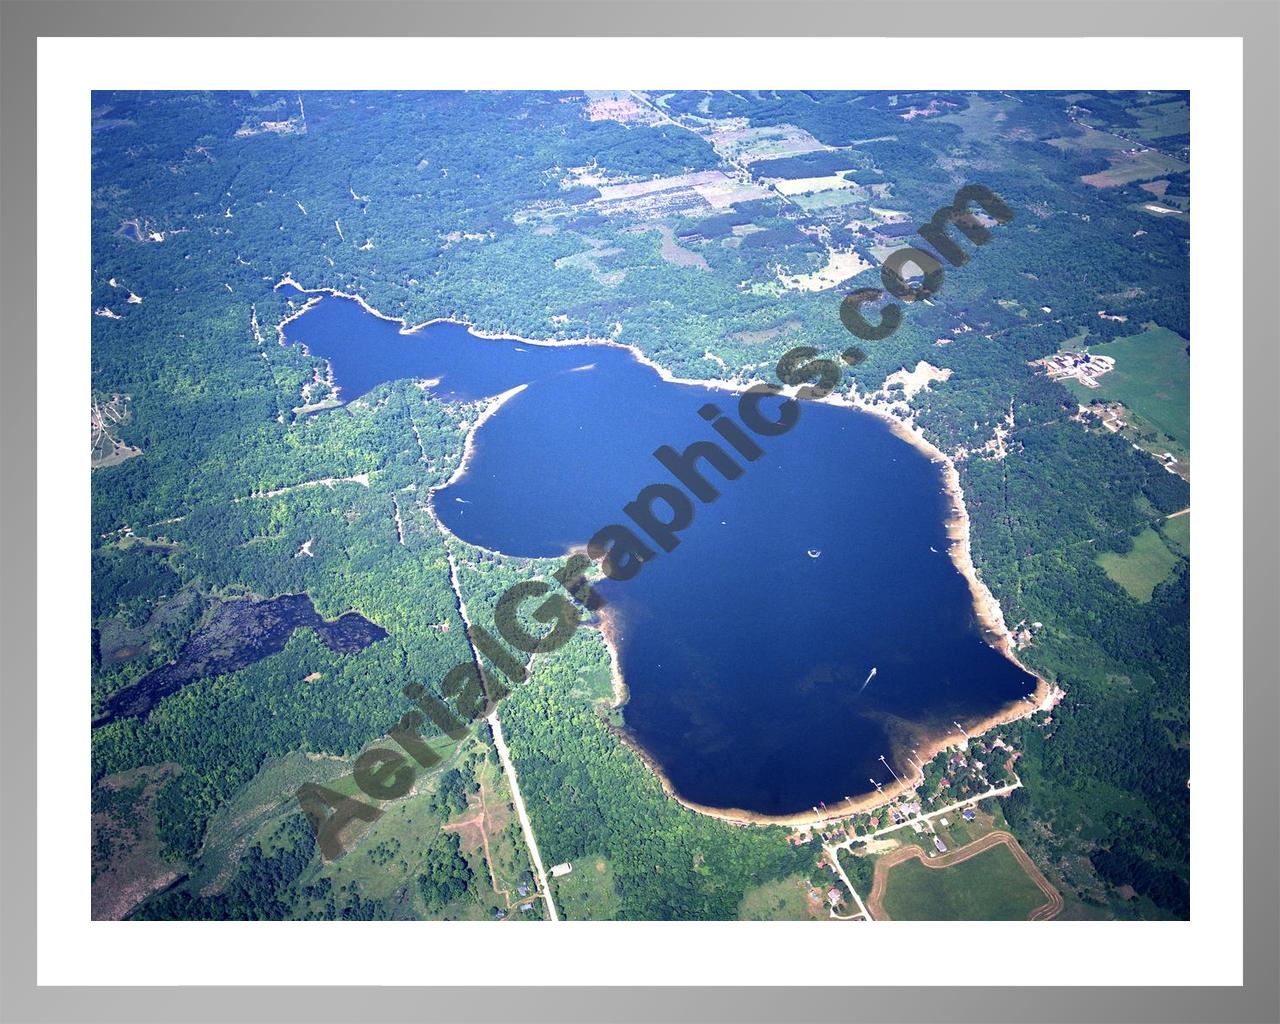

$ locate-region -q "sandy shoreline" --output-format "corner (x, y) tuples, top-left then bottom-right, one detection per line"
(591, 541), (1052, 830)
(596, 667), (1053, 830)
(837, 388), (1016, 656)
(601, 682), (1053, 830)
(271, 276), (1055, 829)
(423, 384), (529, 554)
(588, 608), (630, 710)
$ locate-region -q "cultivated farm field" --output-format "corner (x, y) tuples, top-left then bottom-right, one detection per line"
(870, 832), (1061, 921)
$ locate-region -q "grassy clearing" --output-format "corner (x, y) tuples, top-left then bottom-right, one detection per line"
(934, 802), (1001, 851)
(568, 651), (616, 704)
(191, 750), (354, 893)
(552, 854), (622, 921)
(292, 731), (507, 920)
(738, 873), (823, 921)
(1081, 149), (1187, 188)
(1123, 95), (1189, 144)
(934, 95), (1021, 144)
(1046, 123), (1187, 187)
(895, 829), (935, 854)
(880, 843), (1047, 921)
(935, 819), (972, 848)
(1046, 124), (1132, 154)
(1090, 326), (1190, 442)
(1069, 325), (1190, 466)
(309, 778), (458, 910)
(1096, 527), (1181, 602)
(471, 757), (535, 908)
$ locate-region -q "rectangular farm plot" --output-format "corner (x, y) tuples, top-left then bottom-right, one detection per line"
(872, 835), (1060, 921)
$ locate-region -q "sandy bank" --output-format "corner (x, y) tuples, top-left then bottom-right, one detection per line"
(424, 384), (529, 550)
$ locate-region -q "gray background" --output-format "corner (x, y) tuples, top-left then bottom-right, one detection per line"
(1, 1), (1276, 1022)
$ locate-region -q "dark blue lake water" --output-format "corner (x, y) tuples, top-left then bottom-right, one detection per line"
(284, 294), (1036, 816)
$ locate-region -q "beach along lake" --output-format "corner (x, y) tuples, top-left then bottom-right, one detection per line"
(282, 293), (1037, 817)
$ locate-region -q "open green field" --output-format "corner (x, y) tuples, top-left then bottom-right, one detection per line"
(1081, 149), (1187, 188)
(1047, 124), (1132, 154)
(880, 844), (1047, 921)
(935, 95), (1022, 143)
(935, 819), (973, 848)
(1046, 122), (1187, 187)
(1097, 526), (1182, 603)
(552, 854), (622, 921)
(306, 771), (477, 915)
(189, 750), (354, 894)
(286, 731), (521, 921)
(738, 872), (822, 921)
(1122, 95), (1190, 145)
(568, 650), (616, 703)
(1088, 326), (1189, 441)
(1068, 325), (1190, 467)
(930, 803), (1003, 858)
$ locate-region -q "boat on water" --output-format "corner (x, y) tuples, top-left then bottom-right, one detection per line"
(807, 548), (821, 558)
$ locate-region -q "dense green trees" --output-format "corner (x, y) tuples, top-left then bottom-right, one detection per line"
(837, 847), (876, 895)
(417, 832), (475, 912)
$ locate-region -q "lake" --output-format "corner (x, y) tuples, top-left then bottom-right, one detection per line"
(283, 294), (1037, 816)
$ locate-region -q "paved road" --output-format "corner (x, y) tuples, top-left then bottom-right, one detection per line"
(825, 845), (874, 921)
(487, 710), (559, 921)
(828, 781), (1023, 854)
(824, 781), (1026, 920)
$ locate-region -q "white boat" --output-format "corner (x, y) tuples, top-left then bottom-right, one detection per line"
(807, 548), (821, 558)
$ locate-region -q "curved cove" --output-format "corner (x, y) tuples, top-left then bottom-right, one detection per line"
(283, 294), (1037, 816)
